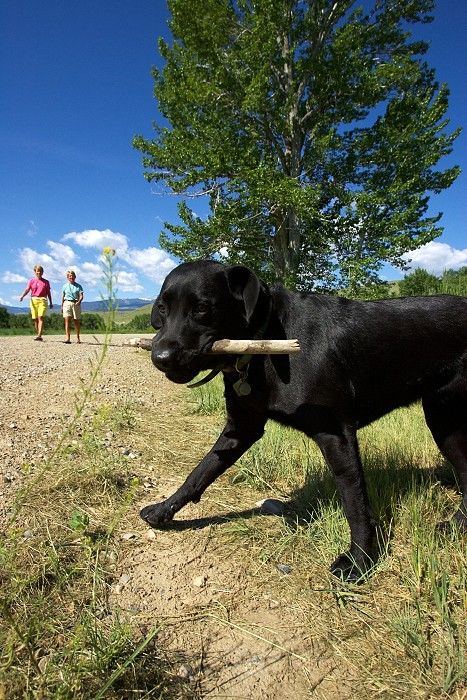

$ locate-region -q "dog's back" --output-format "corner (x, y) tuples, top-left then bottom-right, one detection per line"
(268, 289), (467, 425)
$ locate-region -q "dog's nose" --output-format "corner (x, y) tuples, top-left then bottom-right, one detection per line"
(151, 347), (175, 371)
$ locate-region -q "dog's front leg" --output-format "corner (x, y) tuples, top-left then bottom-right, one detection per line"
(314, 429), (377, 581)
(140, 416), (265, 527)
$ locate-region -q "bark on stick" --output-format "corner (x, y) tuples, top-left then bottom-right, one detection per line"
(128, 338), (300, 354)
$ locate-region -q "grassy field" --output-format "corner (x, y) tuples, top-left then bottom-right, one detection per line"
(113, 303), (153, 323)
(189, 378), (466, 698)
(0, 302), (153, 336)
(1, 360), (465, 698)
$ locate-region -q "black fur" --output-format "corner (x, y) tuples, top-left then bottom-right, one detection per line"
(141, 260), (467, 581)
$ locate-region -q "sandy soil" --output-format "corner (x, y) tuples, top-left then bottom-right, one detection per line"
(0, 333), (339, 699)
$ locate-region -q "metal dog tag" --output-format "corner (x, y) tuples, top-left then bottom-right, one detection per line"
(233, 378), (251, 396)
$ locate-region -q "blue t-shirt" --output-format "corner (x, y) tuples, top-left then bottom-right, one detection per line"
(62, 281), (83, 302)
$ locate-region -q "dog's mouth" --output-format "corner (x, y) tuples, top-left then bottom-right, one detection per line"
(164, 353), (231, 386)
(152, 336), (232, 385)
(164, 367), (199, 384)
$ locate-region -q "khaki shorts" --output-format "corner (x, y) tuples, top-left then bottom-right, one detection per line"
(30, 297), (48, 319)
(62, 300), (81, 320)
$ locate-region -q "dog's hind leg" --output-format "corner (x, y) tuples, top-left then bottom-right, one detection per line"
(313, 426), (377, 581)
(422, 381), (467, 533)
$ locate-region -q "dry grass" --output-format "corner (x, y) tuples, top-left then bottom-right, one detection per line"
(188, 378), (466, 699)
(0, 366), (199, 699)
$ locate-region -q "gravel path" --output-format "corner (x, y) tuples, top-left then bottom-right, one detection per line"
(0, 332), (334, 699)
(0, 333), (156, 515)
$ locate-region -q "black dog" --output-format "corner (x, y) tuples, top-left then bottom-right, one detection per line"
(141, 260), (467, 580)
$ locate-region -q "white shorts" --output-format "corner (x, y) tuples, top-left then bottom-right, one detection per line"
(62, 301), (81, 320)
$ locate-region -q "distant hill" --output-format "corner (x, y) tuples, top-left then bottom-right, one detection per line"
(1, 298), (152, 315)
(81, 298), (152, 312)
(1, 305), (24, 315)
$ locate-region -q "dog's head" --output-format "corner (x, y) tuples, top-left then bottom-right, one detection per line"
(150, 260), (270, 383)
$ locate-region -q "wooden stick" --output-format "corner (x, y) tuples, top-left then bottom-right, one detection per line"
(128, 338), (152, 350)
(128, 337), (300, 354)
(210, 339), (300, 354)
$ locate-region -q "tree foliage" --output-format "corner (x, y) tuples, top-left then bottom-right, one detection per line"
(134, 0), (459, 291)
(0, 312), (107, 332)
(398, 267), (440, 296)
(122, 313), (153, 332)
(439, 266), (467, 296)
(0, 307), (10, 328)
(399, 266), (467, 296)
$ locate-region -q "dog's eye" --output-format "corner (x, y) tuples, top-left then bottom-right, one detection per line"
(194, 302), (210, 315)
(157, 304), (166, 316)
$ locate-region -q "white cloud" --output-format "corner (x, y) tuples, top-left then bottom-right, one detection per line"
(121, 247), (176, 284)
(115, 270), (144, 293)
(19, 246), (61, 281)
(27, 220), (37, 238)
(5, 228), (177, 301)
(62, 228), (176, 285)
(78, 262), (103, 287)
(63, 229), (176, 284)
(403, 241), (467, 275)
(63, 229), (129, 255)
(19, 241), (78, 282)
(47, 241), (76, 265)
(2, 271), (28, 283)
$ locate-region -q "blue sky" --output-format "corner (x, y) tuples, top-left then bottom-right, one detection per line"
(1, 1), (466, 305)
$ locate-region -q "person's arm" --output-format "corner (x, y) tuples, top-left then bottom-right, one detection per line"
(76, 287), (84, 305)
(47, 281), (53, 308)
(19, 282), (31, 301)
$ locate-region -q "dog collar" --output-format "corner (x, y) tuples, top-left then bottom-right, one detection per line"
(187, 365), (223, 389)
(186, 353), (252, 395)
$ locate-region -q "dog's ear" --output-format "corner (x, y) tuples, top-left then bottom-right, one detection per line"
(226, 265), (263, 323)
(151, 298), (163, 330)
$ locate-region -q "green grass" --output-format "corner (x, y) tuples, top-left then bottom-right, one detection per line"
(0, 403), (197, 700)
(188, 378), (466, 698)
(0, 302), (154, 335)
(113, 303), (153, 323)
(0, 327), (35, 335)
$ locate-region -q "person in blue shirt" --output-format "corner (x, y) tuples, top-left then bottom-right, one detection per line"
(61, 270), (84, 343)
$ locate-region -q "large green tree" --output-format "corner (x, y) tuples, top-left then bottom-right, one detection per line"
(134, 0), (459, 291)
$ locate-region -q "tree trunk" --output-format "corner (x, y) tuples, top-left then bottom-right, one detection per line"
(273, 206), (301, 286)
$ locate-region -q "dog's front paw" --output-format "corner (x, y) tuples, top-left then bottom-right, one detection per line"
(140, 501), (175, 528)
(330, 551), (375, 583)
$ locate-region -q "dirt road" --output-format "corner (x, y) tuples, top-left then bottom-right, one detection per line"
(0, 334), (339, 699)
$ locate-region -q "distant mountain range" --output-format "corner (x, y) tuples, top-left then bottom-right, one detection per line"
(1, 298), (152, 315)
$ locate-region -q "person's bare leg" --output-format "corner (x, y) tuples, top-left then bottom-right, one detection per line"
(64, 316), (71, 342)
(75, 319), (81, 343)
(37, 316), (44, 338)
